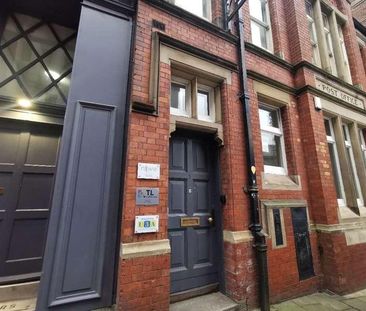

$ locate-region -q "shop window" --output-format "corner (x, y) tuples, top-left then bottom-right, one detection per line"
(322, 13), (338, 76)
(249, 0), (273, 51)
(343, 124), (363, 207)
(325, 118), (346, 207)
(306, 0), (321, 66)
(259, 104), (287, 175)
(168, 0), (211, 21)
(0, 13), (76, 107)
(170, 75), (217, 123)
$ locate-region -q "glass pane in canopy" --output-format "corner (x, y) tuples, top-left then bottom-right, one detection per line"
(35, 87), (65, 106)
(0, 79), (25, 98)
(43, 48), (72, 80)
(52, 24), (75, 41)
(1, 17), (20, 45)
(3, 38), (36, 71)
(0, 57), (12, 83)
(58, 74), (71, 98)
(28, 25), (58, 56)
(14, 13), (40, 31)
(65, 39), (76, 59)
(19, 63), (52, 97)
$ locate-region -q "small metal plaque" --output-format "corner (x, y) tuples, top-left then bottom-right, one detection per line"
(135, 215), (159, 234)
(136, 187), (159, 205)
(180, 217), (200, 227)
(0, 187), (4, 195)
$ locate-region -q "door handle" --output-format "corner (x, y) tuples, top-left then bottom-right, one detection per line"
(208, 217), (214, 224)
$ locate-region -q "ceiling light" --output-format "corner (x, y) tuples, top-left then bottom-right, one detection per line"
(17, 98), (32, 108)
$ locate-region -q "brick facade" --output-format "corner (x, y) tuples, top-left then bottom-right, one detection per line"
(117, 0), (366, 309)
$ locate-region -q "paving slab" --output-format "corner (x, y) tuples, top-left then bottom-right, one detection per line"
(0, 298), (36, 311)
(342, 298), (366, 311)
(170, 292), (238, 311)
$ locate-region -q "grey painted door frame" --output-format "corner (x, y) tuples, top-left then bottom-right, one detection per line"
(37, 1), (136, 310)
(169, 130), (224, 295)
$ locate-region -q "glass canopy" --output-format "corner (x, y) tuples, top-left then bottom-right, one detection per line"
(0, 13), (76, 107)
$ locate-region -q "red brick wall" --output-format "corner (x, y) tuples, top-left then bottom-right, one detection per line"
(116, 0), (366, 309)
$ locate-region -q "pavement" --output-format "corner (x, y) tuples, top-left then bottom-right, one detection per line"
(254, 289), (366, 311)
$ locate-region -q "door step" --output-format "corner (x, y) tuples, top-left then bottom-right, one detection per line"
(0, 281), (38, 302)
(170, 292), (239, 311)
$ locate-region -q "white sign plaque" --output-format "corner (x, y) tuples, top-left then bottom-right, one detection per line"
(134, 215), (159, 233)
(137, 163), (160, 179)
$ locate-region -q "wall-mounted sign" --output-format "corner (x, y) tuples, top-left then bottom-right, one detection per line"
(315, 78), (365, 110)
(135, 215), (159, 234)
(137, 163), (160, 180)
(136, 187), (159, 205)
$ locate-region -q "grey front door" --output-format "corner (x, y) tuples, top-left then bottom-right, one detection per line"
(169, 132), (220, 293)
(0, 119), (61, 283)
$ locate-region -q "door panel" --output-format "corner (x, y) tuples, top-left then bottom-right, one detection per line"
(0, 120), (61, 282)
(291, 207), (315, 280)
(169, 133), (219, 294)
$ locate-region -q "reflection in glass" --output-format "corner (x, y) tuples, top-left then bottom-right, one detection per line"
(15, 13), (40, 31)
(172, 0), (210, 20)
(36, 87), (64, 105)
(249, 0), (266, 22)
(259, 106), (279, 128)
(261, 132), (283, 167)
(328, 143), (343, 199)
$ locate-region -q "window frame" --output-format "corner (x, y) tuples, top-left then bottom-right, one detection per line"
(322, 13), (338, 76)
(259, 104), (287, 175)
(325, 117), (346, 207)
(170, 76), (191, 117)
(306, 0), (321, 66)
(338, 24), (352, 83)
(359, 128), (366, 168)
(197, 83), (215, 122)
(249, 0), (273, 52)
(343, 123), (364, 208)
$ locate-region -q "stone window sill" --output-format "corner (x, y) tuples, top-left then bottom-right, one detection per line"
(262, 173), (301, 191)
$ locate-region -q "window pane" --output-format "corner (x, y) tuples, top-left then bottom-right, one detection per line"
(3, 38), (37, 71)
(261, 132), (283, 167)
(251, 22), (267, 49)
(36, 87), (65, 106)
(1, 17), (20, 44)
(328, 143), (343, 199)
(51, 24), (75, 41)
(43, 48), (72, 80)
(28, 25), (58, 56)
(173, 0), (209, 19)
(346, 147), (362, 201)
(324, 119), (331, 137)
(58, 74), (71, 98)
(249, 0), (266, 22)
(0, 79), (25, 98)
(259, 107), (279, 128)
(273, 209), (284, 246)
(15, 13), (40, 31)
(305, 1), (313, 17)
(171, 83), (186, 111)
(65, 39), (76, 59)
(0, 57), (12, 83)
(19, 63), (52, 97)
(197, 90), (209, 117)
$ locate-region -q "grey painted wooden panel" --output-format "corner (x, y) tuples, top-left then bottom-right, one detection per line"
(37, 2), (133, 310)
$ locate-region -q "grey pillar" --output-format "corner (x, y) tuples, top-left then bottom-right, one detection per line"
(36, 1), (135, 310)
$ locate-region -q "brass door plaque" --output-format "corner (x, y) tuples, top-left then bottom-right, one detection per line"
(0, 187), (4, 195)
(180, 217), (200, 227)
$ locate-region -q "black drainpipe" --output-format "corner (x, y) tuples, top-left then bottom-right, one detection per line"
(232, 4), (270, 311)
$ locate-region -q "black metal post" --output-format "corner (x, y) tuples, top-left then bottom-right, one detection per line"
(233, 4), (270, 311)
